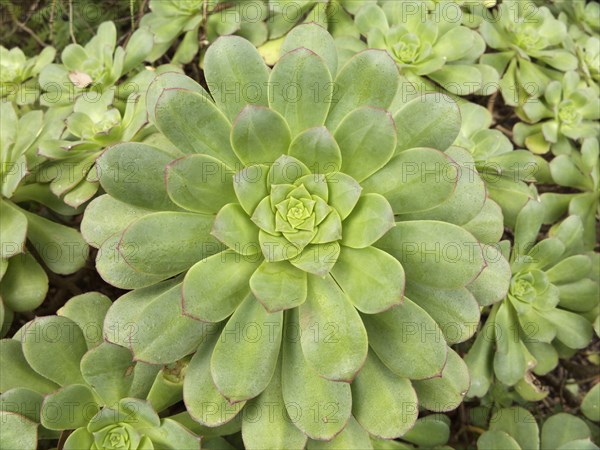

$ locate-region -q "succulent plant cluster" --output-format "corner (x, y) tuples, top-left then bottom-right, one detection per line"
(0, 1), (598, 450)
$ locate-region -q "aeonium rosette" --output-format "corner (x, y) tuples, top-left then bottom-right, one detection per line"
(82, 25), (510, 447)
(0, 293), (201, 450)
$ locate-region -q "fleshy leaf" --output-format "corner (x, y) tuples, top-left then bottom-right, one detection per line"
(249, 260), (307, 312)
(183, 251), (260, 323)
(204, 36), (270, 121)
(412, 348), (470, 412)
(269, 48), (333, 137)
(361, 147), (456, 214)
(212, 203), (260, 256)
(280, 23), (338, 76)
(0, 339), (59, 394)
(58, 292), (111, 349)
(97, 143), (181, 211)
(22, 316), (87, 386)
(362, 298), (447, 379)
(334, 107), (396, 182)
(331, 246), (404, 314)
(231, 106), (291, 166)
(299, 274), (368, 381)
(166, 154), (237, 214)
(342, 194), (395, 248)
(288, 127), (342, 174)
(326, 172), (362, 220)
(352, 351), (418, 439)
(326, 50), (399, 130)
(184, 331), (244, 427)
(211, 294), (282, 403)
(376, 221), (485, 289)
(155, 88), (240, 167)
(130, 282), (209, 364)
(41, 384), (99, 430)
(118, 211), (218, 275)
(290, 242), (340, 276)
(394, 94), (461, 151)
(0, 411), (37, 450)
(282, 309), (352, 440)
(80, 342), (134, 405)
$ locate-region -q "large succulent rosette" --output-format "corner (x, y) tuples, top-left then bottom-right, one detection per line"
(82, 25), (510, 447)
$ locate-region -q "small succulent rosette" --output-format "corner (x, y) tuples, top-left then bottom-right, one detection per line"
(82, 25), (510, 447)
(553, 0), (600, 38)
(541, 138), (600, 250)
(39, 22), (153, 107)
(140, 0), (269, 65)
(0, 293), (200, 450)
(0, 103), (88, 336)
(513, 71), (600, 155)
(348, 1), (499, 97)
(453, 102), (540, 228)
(466, 200), (598, 401)
(31, 62), (180, 209)
(480, 0), (578, 106)
(477, 407), (599, 450)
(0, 46), (56, 105)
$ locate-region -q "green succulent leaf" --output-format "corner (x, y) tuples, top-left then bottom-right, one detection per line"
(166, 154), (237, 214)
(234, 164), (270, 215)
(0, 411), (37, 450)
(22, 210), (89, 275)
(362, 298), (447, 379)
(394, 95), (461, 152)
(326, 50), (399, 130)
(488, 407), (539, 450)
(241, 356), (307, 450)
(280, 23), (338, 76)
(249, 260), (308, 312)
(299, 274), (368, 382)
(204, 36), (270, 121)
(282, 309), (352, 440)
(22, 316), (87, 387)
(97, 143), (181, 211)
(80, 342), (134, 406)
(211, 294), (282, 403)
(184, 331), (245, 427)
(342, 194), (395, 249)
(0, 253), (48, 313)
(183, 251), (260, 323)
(412, 348), (470, 412)
(361, 147), (457, 214)
(307, 416), (373, 450)
(130, 283), (209, 364)
(117, 211), (217, 275)
(231, 106), (291, 166)
(331, 246), (404, 314)
(41, 384), (100, 430)
(0, 201), (26, 259)
(351, 351), (417, 439)
(58, 292), (111, 349)
(154, 88), (239, 168)
(212, 203), (260, 255)
(269, 48), (333, 138)
(81, 195), (155, 249)
(376, 221), (485, 289)
(326, 172), (362, 220)
(334, 107), (397, 182)
(0, 339), (59, 394)
(288, 127), (342, 174)
(407, 283), (479, 345)
(289, 242), (341, 276)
